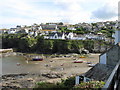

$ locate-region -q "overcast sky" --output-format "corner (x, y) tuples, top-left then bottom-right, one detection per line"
(0, 0), (119, 29)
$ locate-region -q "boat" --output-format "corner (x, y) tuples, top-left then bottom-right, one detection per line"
(86, 62), (92, 64)
(16, 63), (20, 66)
(73, 60), (83, 63)
(80, 56), (86, 58)
(88, 64), (95, 67)
(32, 57), (43, 61)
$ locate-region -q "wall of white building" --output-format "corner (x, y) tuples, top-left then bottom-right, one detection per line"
(8, 30), (16, 34)
(100, 53), (106, 64)
(115, 30), (120, 44)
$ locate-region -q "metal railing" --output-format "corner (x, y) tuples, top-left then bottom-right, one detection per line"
(102, 60), (120, 90)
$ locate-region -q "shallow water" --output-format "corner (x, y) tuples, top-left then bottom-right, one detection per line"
(2, 56), (45, 75)
(1, 54), (100, 76)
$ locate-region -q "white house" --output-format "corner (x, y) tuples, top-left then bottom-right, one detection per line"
(24, 28), (30, 33)
(65, 32), (74, 39)
(38, 26), (42, 30)
(72, 35), (86, 40)
(8, 28), (17, 34)
(48, 32), (65, 39)
(67, 27), (76, 30)
(16, 25), (21, 31)
(85, 33), (105, 40)
(45, 32), (74, 40)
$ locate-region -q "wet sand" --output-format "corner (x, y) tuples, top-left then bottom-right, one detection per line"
(1, 53), (100, 88)
(35, 53), (100, 76)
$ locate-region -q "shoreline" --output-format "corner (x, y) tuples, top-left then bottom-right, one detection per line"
(1, 51), (100, 88)
(1, 50), (101, 58)
(1, 72), (73, 88)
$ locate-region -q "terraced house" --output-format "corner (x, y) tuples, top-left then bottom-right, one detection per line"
(100, 28), (120, 66)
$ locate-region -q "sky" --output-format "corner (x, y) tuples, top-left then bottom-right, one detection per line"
(0, 0), (119, 29)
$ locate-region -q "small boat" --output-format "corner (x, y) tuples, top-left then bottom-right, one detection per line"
(73, 60), (83, 63)
(16, 63), (20, 66)
(80, 56), (86, 58)
(32, 57), (43, 61)
(88, 64), (95, 67)
(86, 62), (92, 64)
(61, 63), (64, 66)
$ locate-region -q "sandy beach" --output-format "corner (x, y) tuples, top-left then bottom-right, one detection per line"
(33, 53), (100, 76)
(1, 53), (100, 88)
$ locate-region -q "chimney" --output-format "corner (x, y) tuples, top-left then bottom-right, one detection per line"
(115, 30), (120, 44)
(115, 2), (120, 44)
(115, 22), (120, 44)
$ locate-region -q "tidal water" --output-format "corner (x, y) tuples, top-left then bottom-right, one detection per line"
(2, 56), (44, 75)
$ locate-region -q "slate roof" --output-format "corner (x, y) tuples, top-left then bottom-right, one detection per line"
(84, 63), (114, 81)
(49, 33), (56, 37)
(65, 32), (70, 35)
(49, 32), (64, 37)
(41, 25), (57, 30)
(57, 25), (67, 29)
(57, 32), (63, 37)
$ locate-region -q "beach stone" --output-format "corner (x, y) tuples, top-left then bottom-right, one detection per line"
(42, 73), (62, 78)
(27, 78), (33, 81)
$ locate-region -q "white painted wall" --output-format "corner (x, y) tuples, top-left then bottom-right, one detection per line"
(29, 31), (34, 35)
(100, 53), (107, 64)
(75, 76), (80, 85)
(8, 30), (16, 34)
(115, 30), (120, 44)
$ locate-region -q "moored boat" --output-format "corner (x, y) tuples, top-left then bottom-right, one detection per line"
(73, 60), (83, 63)
(88, 64), (95, 67)
(80, 56), (86, 58)
(86, 62), (92, 64)
(16, 63), (20, 66)
(32, 57), (43, 61)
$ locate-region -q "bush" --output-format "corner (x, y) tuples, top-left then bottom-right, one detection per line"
(34, 82), (68, 89)
(34, 78), (105, 89)
(62, 76), (75, 88)
(74, 81), (105, 89)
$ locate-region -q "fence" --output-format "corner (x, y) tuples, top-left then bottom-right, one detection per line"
(102, 60), (120, 90)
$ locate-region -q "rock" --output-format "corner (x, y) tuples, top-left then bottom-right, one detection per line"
(49, 74), (58, 78)
(42, 73), (62, 78)
(27, 78), (33, 81)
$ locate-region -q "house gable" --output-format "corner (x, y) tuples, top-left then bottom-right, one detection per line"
(65, 32), (73, 39)
(48, 32), (65, 39)
(99, 43), (120, 66)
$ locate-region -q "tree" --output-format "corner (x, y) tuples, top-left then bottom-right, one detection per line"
(58, 22), (63, 25)
(83, 40), (94, 52)
(43, 40), (53, 54)
(35, 36), (45, 53)
(70, 40), (83, 53)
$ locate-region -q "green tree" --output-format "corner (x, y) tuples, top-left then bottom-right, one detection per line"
(43, 40), (53, 54)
